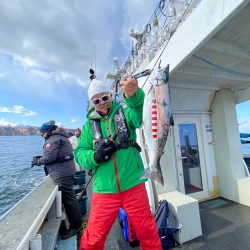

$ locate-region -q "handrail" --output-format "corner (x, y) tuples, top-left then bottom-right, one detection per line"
(243, 158), (250, 177)
(0, 177), (59, 250)
(123, 0), (201, 75)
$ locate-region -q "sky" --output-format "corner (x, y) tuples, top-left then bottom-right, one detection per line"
(0, 0), (156, 129)
(236, 100), (250, 134)
(0, 0), (249, 133)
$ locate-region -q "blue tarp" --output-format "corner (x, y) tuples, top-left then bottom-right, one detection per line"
(240, 133), (250, 144)
(240, 133), (250, 138)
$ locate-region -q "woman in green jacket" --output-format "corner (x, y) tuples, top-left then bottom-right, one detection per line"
(75, 76), (161, 250)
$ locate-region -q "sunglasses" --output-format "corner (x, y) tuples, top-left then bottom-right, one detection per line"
(91, 94), (110, 105)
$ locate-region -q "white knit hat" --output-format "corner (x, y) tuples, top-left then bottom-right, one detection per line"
(87, 79), (111, 100)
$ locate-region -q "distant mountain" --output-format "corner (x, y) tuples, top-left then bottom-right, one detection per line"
(0, 126), (76, 136)
(0, 126), (39, 136)
(15, 124), (36, 128)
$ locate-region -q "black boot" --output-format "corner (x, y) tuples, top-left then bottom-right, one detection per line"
(61, 226), (82, 239)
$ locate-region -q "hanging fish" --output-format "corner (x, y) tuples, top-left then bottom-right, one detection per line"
(140, 64), (174, 185)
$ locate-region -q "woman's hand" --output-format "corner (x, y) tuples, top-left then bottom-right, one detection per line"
(120, 77), (138, 98)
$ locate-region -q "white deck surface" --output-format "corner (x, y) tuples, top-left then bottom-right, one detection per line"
(0, 177), (58, 250)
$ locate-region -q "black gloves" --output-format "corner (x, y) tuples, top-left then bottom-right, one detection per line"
(94, 139), (117, 164)
(31, 156), (42, 167)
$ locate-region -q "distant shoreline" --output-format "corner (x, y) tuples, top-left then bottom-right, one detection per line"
(0, 126), (75, 136)
(0, 135), (40, 136)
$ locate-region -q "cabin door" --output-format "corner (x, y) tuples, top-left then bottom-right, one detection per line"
(174, 116), (208, 200)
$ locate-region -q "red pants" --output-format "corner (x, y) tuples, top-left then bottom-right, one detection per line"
(80, 183), (161, 250)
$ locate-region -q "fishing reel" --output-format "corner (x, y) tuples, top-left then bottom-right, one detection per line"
(98, 138), (116, 150)
(94, 138), (117, 163)
(31, 155), (42, 167)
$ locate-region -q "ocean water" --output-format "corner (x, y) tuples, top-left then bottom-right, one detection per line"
(0, 136), (46, 217)
(242, 144), (250, 156)
(0, 136), (249, 219)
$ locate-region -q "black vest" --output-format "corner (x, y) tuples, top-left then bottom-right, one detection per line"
(90, 106), (141, 152)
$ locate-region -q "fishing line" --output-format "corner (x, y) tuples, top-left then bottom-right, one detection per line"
(0, 167), (33, 194)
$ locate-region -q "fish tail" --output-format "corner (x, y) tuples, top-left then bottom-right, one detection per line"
(170, 113), (174, 126)
(140, 166), (164, 186)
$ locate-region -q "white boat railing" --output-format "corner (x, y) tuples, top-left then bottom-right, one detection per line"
(243, 158), (250, 177)
(123, 0), (201, 75)
(0, 177), (61, 250)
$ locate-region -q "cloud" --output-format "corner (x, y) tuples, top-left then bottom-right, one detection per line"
(239, 120), (250, 133)
(0, 0), (157, 128)
(0, 0), (155, 87)
(13, 55), (38, 68)
(0, 105), (37, 116)
(70, 118), (79, 124)
(0, 0), (122, 86)
(55, 122), (63, 127)
(0, 118), (18, 127)
(24, 110), (37, 116)
(30, 68), (84, 86)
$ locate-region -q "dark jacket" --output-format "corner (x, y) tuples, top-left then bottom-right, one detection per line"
(39, 127), (75, 180)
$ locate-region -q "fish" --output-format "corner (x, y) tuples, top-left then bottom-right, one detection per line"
(140, 64), (174, 185)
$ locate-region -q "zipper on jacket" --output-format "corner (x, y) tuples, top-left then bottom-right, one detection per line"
(106, 117), (121, 192)
(106, 118), (111, 137)
(113, 153), (121, 193)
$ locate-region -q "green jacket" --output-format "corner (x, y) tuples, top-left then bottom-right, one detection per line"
(75, 88), (147, 193)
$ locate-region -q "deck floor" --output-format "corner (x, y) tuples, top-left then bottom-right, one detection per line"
(180, 198), (250, 250)
(107, 198), (250, 250)
(81, 175), (139, 250)
(83, 175), (250, 250)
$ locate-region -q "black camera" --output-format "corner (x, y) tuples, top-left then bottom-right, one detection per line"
(100, 139), (115, 149)
(95, 139), (117, 164)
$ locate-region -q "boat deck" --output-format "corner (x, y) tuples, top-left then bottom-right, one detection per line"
(104, 197), (250, 250)
(181, 198), (250, 250)
(81, 175), (140, 250)
(83, 175), (250, 250)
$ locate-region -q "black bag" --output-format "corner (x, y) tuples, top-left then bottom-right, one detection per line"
(154, 200), (182, 249)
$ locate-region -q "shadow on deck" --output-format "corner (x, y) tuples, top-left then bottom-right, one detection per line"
(181, 198), (250, 250)
(105, 198), (250, 250)
(81, 175), (140, 250)
(83, 174), (250, 250)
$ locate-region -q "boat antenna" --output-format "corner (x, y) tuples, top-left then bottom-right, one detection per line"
(129, 3), (133, 28)
(129, 3), (135, 69)
(94, 46), (96, 73)
(90, 57), (92, 70)
(89, 46), (97, 79)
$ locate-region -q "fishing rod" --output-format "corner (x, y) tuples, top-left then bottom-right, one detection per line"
(77, 132), (118, 200)
(0, 167), (33, 194)
(114, 69), (152, 103)
(79, 70), (152, 198)
(77, 168), (97, 200)
(132, 69), (152, 79)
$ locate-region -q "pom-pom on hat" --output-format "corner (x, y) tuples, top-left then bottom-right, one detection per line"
(40, 120), (56, 132)
(87, 79), (110, 101)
